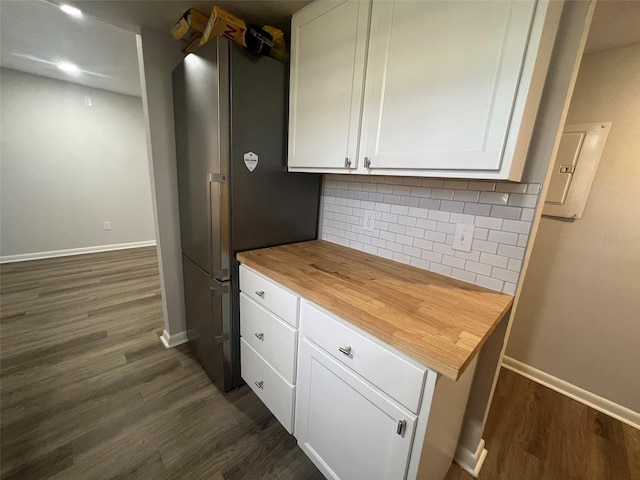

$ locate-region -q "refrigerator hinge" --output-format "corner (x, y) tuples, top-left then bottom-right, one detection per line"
(208, 173), (228, 183)
(213, 269), (230, 282)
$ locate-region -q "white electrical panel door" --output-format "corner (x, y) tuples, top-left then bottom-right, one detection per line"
(543, 123), (611, 219)
(360, 0), (537, 172)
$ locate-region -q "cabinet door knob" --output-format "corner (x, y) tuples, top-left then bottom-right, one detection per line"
(344, 157), (352, 168)
(255, 332), (264, 340)
(255, 380), (264, 389)
(338, 345), (352, 356)
(364, 157), (371, 168)
(397, 419), (406, 435)
(255, 290), (265, 298)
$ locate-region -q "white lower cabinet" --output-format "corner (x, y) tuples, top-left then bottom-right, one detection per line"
(296, 337), (416, 480)
(238, 263), (477, 480)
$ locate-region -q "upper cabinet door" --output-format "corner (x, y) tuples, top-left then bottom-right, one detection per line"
(360, 0), (537, 173)
(288, 0), (370, 170)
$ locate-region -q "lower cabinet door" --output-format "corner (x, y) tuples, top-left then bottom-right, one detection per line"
(295, 338), (416, 480)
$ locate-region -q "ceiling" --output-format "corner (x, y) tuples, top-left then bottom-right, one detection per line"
(0, 0), (141, 96)
(1, 0), (638, 99)
(0, 0), (310, 98)
(584, 0), (640, 53)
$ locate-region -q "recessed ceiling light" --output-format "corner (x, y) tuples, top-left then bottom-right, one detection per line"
(57, 61), (79, 73)
(60, 4), (82, 18)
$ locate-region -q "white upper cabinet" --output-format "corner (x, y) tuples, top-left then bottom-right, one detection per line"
(288, 0), (562, 180)
(288, 0), (370, 170)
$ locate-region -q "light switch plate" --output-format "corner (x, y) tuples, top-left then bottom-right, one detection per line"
(363, 210), (375, 231)
(452, 223), (474, 252)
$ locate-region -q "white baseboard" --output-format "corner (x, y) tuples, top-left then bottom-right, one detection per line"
(502, 356), (640, 430)
(159, 329), (189, 348)
(0, 240), (157, 264)
(454, 438), (487, 478)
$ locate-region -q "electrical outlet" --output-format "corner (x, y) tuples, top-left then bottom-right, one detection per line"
(452, 223), (474, 252)
(363, 210), (375, 231)
(103, 221), (111, 231)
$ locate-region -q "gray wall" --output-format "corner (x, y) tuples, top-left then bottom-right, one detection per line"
(136, 30), (186, 341)
(0, 68), (155, 258)
(507, 43), (640, 412)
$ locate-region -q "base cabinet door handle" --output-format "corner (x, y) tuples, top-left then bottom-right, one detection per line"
(255, 332), (264, 340)
(397, 420), (406, 435)
(255, 290), (265, 298)
(255, 380), (264, 389)
(338, 346), (352, 356)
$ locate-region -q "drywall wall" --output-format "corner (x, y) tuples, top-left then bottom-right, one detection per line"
(507, 43), (640, 413)
(136, 30), (187, 343)
(0, 68), (155, 259)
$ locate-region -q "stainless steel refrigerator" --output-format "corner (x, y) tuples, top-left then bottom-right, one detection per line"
(172, 38), (320, 391)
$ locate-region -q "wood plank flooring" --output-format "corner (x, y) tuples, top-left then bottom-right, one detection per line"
(1, 247), (638, 479)
(0, 247), (322, 480)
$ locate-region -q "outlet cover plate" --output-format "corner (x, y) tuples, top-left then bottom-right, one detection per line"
(452, 223), (474, 252)
(363, 210), (375, 231)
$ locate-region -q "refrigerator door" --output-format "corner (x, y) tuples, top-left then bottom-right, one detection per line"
(227, 44), (321, 387)
(173, 39), (230, 279)
(182, 254), (230, 386)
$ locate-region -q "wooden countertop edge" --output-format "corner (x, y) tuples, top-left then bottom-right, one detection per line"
(236, 246), (514, 381)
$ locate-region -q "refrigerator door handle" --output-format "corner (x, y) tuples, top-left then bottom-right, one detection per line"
(208, 173), (230, 282)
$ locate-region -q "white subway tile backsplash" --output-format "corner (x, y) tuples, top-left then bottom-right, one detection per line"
(497, 244), (525, 260)
(508, 194), (538, 208)
(488, 230), (519, 246)
(440, 200), (465, 212)
(496, 183), (528, 194)
(430, 263), (453, 276)
(320, 176), (539, 294)
(502, 219), (531, 234)
(490, 205), (522, 220)
(454, 190), (480, 202)
(431, 188), (455, 200)
(464, 203), (491, 216)
(422, 179), (444, 188)
(507, 258), (522, 271)
(479, 252), (509, 269)
(388, 223), (406, 234)
(398, 215), (417, 227)
(419, 198), (441, 209)
(402, 177), (423, 186)
(416, 218), (437, 230)
(414, 238), (434, 251)
(479, 192), (509, 205)
(452, 268), (477, 283)
(400, 196), (420, 207)
(476, 275), (504, 291)
(443, 180), (469, 190)
(426, 231), (447, 243)
(468, 181), (496, 191)
(465, 261), (492, 276)
(491, 266), (519, 284)
(428, 210), (450, 222)
(472, 239), (499, 254)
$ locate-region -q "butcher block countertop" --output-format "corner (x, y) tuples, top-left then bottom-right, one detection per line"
(236, 240), (513, 380)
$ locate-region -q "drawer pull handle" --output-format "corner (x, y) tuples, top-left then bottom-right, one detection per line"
(255, 332), (264, 340)
(338, 346), (352, 356)
(397, 420), (406, 435)
(255, 290), (265, 298)
(255, 380), (264, 389)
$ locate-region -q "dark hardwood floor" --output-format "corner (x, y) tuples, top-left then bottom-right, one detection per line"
(1, 247), (638, 479)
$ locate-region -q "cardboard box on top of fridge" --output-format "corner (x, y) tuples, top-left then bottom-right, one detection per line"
(199, 6), (247, 47)
(171, 8), (209, 41)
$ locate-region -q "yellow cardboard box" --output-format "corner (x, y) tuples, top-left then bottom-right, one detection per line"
(171, 8), (209, 41)
(200, 6), (247, 47)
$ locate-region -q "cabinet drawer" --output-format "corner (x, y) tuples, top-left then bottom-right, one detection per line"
(301, 301), (426, 413)
(239, 265), (299, 327)
(240, 293), (297, 384)
(241, 339), (295, 433)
